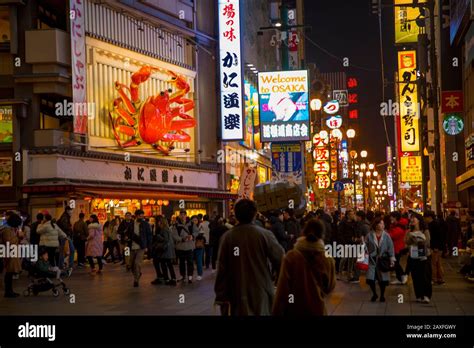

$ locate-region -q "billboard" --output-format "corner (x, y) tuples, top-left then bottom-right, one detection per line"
(258, 70), (310, 142)
(400, 156), (422, 183)
(0, 106), (13, 143)
(394, 0), (427, 44)
(397, 50), (420, 152)
(219, 0), (244, 141)
(271, 142), (302, 185)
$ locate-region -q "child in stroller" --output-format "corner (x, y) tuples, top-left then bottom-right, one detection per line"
(23, 248), (72, 297)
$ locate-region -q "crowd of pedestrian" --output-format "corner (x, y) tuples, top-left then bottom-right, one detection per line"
(1, 203), (473, 317)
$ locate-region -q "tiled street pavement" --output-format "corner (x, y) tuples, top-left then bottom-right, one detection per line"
(0, 257), (473, 315)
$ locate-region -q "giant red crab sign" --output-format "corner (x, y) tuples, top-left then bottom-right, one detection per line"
(108, 66), (196, 155)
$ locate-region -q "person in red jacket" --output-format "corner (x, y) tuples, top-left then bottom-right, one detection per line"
(388, 211), (409, 285)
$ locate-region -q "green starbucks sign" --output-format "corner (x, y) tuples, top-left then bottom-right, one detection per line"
(443, 114), (464, 135)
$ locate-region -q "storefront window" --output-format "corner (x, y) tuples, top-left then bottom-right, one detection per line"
(0, 7), (10, 43)
(0, 106), (13, 143)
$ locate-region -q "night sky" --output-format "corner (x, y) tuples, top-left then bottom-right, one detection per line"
(304, 0), (397, 166)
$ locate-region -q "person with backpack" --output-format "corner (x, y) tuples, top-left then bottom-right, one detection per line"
(56, 207), (74, 269)
(283, 208), (300, 251)
(273, 218), (336, 316)
(406, 213), (432, 303)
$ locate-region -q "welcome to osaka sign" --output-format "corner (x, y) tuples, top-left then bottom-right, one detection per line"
(219, 0), (244, 141)
(258, 70), (310, 142)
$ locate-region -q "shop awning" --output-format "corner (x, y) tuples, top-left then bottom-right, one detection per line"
(22, 181), (237, 200)
(456, 168), (474, 191)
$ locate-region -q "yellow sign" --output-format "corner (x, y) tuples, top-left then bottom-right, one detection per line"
(398, 50), (420, 152)
(394, 0), (427, 44)
(400, 156), (422, 183)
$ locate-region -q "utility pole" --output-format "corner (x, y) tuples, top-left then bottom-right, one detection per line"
(428, 0), (442, 214)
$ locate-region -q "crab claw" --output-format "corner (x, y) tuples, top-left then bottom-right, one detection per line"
(168, 70), (189, 94)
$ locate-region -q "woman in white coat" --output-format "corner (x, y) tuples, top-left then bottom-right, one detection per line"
(37, 214), (67, 267)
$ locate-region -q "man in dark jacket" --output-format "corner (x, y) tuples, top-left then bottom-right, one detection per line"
(127, 209), (152, 287)
(425, 211), (445, 284)
(118, 212), (133, 268)
(214, 199), (284, 315)
(337, 210), (356, 280)
(56, 207), (74, 269)
(29, 213), (44, 246)
(283, 208), (300, 250)
(270, 210), (288, 252)
(73, 213), (88, 267)
(316, 209), (333, 243)
(446, 210), (461, 256)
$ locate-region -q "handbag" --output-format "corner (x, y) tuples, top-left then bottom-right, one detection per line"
(375, 234), (392, 272)
(356, 243), (369, 271)
(195, 238), (205, 249)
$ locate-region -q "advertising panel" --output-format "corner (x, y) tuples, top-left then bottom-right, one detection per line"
(0, 157), (12, 187)
(400, 156), (422, 183)
(219, 0), (244, 141)
(271, 142), (302, 185)
(397, 50), (420, 152)
(258, 70), (310, 142)
(0, 105), (13, 143)
(394, 0), (427, 44)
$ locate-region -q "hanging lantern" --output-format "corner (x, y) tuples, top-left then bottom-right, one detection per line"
(141, 199), (148, 205)
(132, 199), (138, 204)
(113, 199), (120, 206)
(163, 200), (169, 206)
(157, 200), (163, 206)
(149, 199), (156, 205)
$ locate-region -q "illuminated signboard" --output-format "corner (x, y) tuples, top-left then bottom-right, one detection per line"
(443, 114), (464, 135)
(387, 166), (394, 196)
(219, 0), (244, 140)
(326, 115), (342, 129)
(394, 0), (427, 44)
(0, 106), (13, 143)
(258, 70), (310, 142)
(323, 100), (340, 115)
(313, 132), (330, 189)
(0, 157), (12, 187)
(398, 50), (420, 152)
(400, 156), (422, 183)
(347, 77), (359, 119)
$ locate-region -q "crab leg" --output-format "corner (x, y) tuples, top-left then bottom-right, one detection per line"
(168, 71), (190, 103)
(114, 83), (136, 114)
(130, 66), (161, 102)
(170, 98), (194, 116)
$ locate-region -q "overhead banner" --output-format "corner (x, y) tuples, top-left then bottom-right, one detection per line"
(238, 163), (257, 200)
(219, 0), (244, 141)
(397, 50), (420, 152)
(271, 142), (302, 185)
(400, 156), (422, 183)
(394, 0), (427, 44)
(70, 0), (88, 134)
(258, 70), (310, 142)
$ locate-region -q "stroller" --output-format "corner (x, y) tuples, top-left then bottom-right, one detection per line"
(23, 258), (71, 297)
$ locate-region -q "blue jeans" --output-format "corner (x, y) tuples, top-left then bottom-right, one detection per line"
(194, 248), (204, 276)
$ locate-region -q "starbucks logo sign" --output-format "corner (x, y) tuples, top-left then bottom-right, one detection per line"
(443, 114), (464, 135)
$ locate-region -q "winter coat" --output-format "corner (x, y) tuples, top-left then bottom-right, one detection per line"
(319, 213), (333, 243)
(153, 226), (175, 259)
(1, 226), (22, 273)
(37, 221), (67, 248)
(199, 221), (210, 244)
(405, 229), (431, 260)
(127, 219), (153, 251)
(365, 231), (395, 282)
(86, 223), (103, 257)
(73, 219), (88, 241)
(273, 237), (336, 316)
(209, 223), (228, 248)
(270, 217), (288, 251)
(214, 223), (284, 316)
(446, 215), (461, 244)
(388, 218), (408, 254)
(337, 218), (356, 245)
(118, 220), (133, 245)
(174, 220), (198, 251)
(355, 219), (371, 240)
(56, 212), (73, 238)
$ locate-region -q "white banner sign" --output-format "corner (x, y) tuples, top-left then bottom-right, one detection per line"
(70, 0), (88, 134)
(238, 164), (257, 200)
(219, 0), (244, 140)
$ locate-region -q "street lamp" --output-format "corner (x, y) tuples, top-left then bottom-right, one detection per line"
(346, 129), (356, 139)
(373, 170), (378, 177)
(360, 150), (368, 158)
(368, 163), (375, 170)
(360, 163), (367, 171)
(310, 98), (322, 111)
